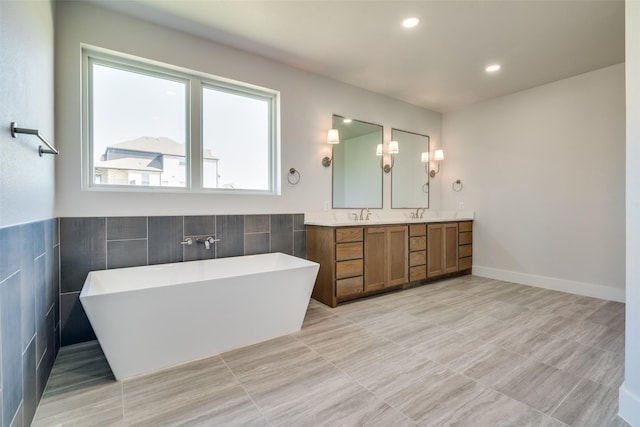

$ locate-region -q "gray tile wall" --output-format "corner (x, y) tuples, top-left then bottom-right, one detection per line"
(59, 214), (307, 347)
(0, 219), (60, 427)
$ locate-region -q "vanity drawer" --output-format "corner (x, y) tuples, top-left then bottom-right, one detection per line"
(458, 244), (472, 258)
(409, 224), (426, 237)
(459, 221), (473, 232)
(459, 232), (472, 245)
(459, 257), (472, 271)
(336, 227), (363, 243)
(336, 276), (363, 297)
(410, 251), (426, 267)
(409, 265), (427, 282)
(410, 236), (427, 251)
(336, 259), (363, 279)
(336, 242), (363, 261)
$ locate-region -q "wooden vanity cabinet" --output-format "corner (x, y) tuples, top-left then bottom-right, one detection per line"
(427, 222), (459, 278)
(307, 220), (472, 307)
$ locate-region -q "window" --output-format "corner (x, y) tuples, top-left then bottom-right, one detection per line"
(84, 48), (280, 194)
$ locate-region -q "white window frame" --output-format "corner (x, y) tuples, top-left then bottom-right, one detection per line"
(82, 46), (281, 195)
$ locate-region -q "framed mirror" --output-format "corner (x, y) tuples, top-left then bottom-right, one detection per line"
(332, 115), (383, 208)
(391, 129), (430, 208)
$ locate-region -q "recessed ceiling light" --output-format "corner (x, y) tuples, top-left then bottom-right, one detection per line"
(343, 118), (352, 123)
(402, 17), (420, 28)
(485, 64), (501, 72)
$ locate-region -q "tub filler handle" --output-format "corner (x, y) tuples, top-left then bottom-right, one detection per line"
(197, 236), (220, 250)
(181, 238), (193, 246)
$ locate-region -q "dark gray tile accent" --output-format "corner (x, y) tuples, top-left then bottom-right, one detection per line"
(35, 256), (47, 364)
(1, 273), (23, 427)
(9, 404), (23, 427)
(245, 215), (270, 233)
(0, 220), (59, 427)
(60, 218), (106, 293)
(216, 216), (244, 258)
(293, 214), (305, 231)
(0, 226), (21, 282)
(183, 237), (216, 262)
(294, 231), (307, 259)
(184, 216), (216, 236)
(148, 216), (183, 265)
(107, 217), (148, 240)
(32, 220), (46, 258)
(245, 233), (270, 256)
(60, 292), (96, 346)
(270, 214), (293, 255)
(45, 242), (56, 317)
(44, 218), (54, 253)
(53, 245), (60, 329)
(22, 338), (37, 427)
(107, 240), (148, 269)
(20, 224), (36, 352)
(53, 218), (60, 246)
(45, 306), (56, 374)
(36, 355), (48, 405)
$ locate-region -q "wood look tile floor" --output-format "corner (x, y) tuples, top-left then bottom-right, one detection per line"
(33, 276), (628, 427)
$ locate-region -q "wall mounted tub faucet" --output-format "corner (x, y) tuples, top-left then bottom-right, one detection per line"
(197, 236), (221, 250)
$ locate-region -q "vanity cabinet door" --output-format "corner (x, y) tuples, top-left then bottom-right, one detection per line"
(427, 222), (458, 277)
(364, 227), (386, 292)
(387, 226), (408, 286)
(364, 226), (408, 291)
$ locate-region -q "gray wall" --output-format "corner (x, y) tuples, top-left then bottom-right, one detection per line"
(0, 0), (57, 426)
(443, 64), (625, 302)
(59, 214), (306, 345)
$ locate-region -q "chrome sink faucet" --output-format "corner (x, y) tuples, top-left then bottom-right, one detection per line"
(412, 208), (425, 219)
(196, 236), (220, 250)
(360, 208), (371, 221)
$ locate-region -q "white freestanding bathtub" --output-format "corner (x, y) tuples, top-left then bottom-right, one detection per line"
(79, 253), (319, 380)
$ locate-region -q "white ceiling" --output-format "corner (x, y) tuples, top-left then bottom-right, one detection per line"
(89, 0), (625, 113)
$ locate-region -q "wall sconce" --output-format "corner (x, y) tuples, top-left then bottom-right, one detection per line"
(322, 129), (340, 167)
(376, 141), (399, 173)
(421, 149), (444, 177)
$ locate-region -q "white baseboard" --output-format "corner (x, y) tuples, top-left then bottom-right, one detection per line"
(472, 265), (625, 302)
(619, 384), (640, 426)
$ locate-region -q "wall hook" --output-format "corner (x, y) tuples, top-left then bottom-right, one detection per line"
(10, 122), (59, 156)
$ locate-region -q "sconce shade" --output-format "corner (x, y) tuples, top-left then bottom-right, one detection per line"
(327, 129), (340, 145)
(434, 149), (444, 161)
(421, 152), (429, 163)
(388, 140), (399, 154)
(376, 144), (383, 156)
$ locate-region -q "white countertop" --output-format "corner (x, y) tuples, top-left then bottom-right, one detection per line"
(304, 210), (474, 227)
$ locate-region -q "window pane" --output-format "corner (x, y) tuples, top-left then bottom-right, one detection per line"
(91, 62), (187, 187)
(202, 87), (270, 190)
